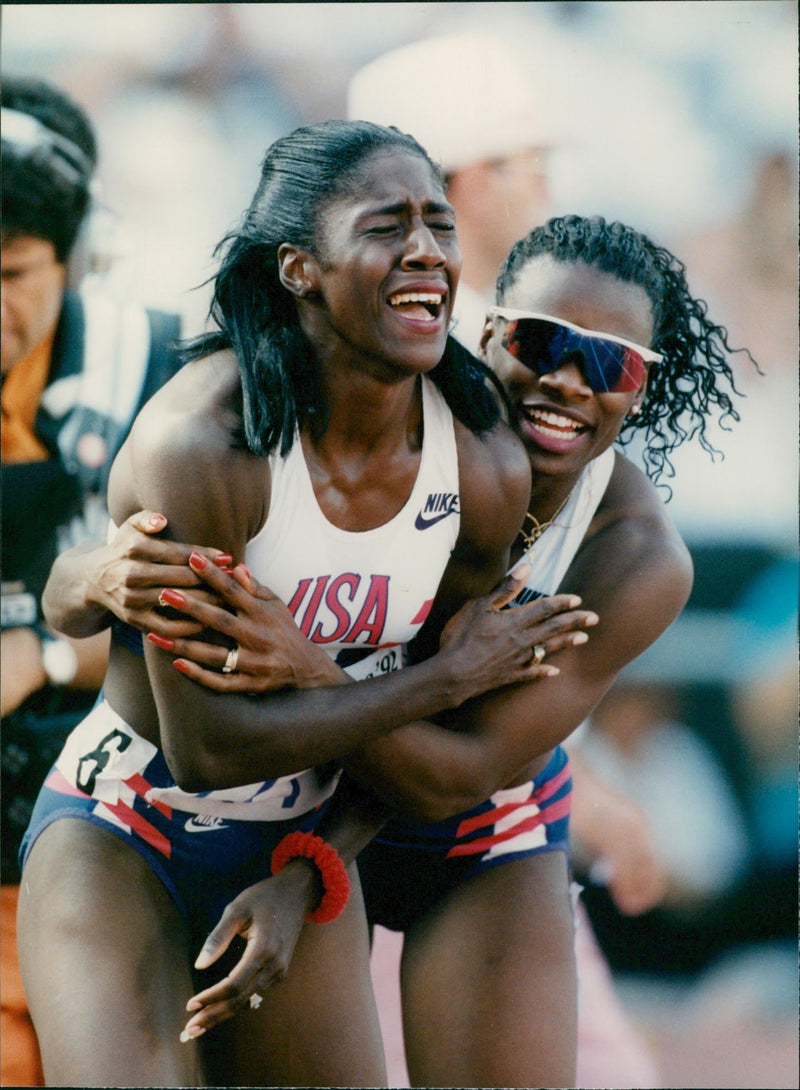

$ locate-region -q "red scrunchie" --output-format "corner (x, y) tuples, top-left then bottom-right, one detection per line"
(271, 831), (350, 923)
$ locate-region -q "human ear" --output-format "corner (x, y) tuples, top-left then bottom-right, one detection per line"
(477, 315), (496, 360)
(278, 244), (321, 299)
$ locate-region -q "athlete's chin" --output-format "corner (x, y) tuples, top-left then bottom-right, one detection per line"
(382, 329), (448, 373)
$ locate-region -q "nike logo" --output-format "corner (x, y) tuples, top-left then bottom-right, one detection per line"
(415, 510), (457, 529)
(415, 491), (459, 530)
(184, 815), (229, 833)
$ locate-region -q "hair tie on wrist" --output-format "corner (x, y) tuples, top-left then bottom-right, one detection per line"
(271, 831), (350, 923)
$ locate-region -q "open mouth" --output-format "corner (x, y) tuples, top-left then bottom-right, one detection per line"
(387, 291), (444, 323)
(522, 407), (589, 440)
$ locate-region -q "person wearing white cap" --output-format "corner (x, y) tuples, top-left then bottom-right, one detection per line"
(347, 32), (554, 350)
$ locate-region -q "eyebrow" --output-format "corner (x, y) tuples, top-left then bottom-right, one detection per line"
(358, 199), (456, 219)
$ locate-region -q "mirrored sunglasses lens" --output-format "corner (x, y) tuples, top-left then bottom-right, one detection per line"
(501, 318), (563, 373)
(594, 345), (645, 392)
(503, 319), (645, 393)
(584, 340), (628, 392)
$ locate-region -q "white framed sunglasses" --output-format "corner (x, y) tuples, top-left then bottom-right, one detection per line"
(489, 306), (661, 394)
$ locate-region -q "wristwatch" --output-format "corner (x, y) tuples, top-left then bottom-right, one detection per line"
(36, 625), (79, 686)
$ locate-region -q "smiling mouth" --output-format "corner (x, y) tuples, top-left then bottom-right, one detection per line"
(388, 292), (444, 322)
(522, 407), (589, 439)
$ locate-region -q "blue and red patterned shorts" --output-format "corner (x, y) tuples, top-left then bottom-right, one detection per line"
(19, 701), (333, 949)
(358, 746), (572, 932)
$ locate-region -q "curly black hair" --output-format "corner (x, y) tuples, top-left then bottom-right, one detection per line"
(496, 215), (758, 486)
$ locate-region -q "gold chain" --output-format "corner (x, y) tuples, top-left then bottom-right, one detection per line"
(519, 493), (571, 551)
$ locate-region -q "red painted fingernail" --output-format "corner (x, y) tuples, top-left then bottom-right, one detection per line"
(160, 588), (186, 608)
(173, 659), (190, 674)
(213, 553), (233, 567)
(147, 632), (175, 650)
(189, 552), (207, 571)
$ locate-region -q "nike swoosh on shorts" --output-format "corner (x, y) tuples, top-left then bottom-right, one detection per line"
(184, 816), (229, 832)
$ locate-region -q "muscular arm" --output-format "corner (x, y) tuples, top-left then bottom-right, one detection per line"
(342, 457), (694, 821)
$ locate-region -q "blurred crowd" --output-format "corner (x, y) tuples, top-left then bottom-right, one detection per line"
(2, 3), (797, 1088)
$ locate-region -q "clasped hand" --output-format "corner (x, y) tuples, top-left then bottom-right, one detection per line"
(145, 555), (598, 701)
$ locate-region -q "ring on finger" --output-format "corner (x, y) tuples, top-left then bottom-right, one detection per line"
(249, 992), (263, 1010)
(157, 590), (170, 608)
(532, 644), (546, 665)
(222, 645), (239, 674)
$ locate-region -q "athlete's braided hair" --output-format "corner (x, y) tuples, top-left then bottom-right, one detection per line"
(183, 119), (498, 456)
(496, 215), (757, 486)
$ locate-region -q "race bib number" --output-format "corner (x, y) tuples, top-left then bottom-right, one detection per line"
(342, 644), (406, 681)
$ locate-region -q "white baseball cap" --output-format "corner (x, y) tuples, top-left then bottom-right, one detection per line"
(347, 32), (556, 173)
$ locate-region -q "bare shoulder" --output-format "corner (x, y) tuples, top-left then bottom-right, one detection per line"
(606, 454), (692, 573)
(454, 418), (531, 554)
(110, 349), (268, 549)
(131, 349), (241, 462)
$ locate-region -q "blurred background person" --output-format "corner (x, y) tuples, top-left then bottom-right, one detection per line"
(1, 75), (184, 1087)
(566, 747), (670, 1087)
(577, 683), (751, 923)
(347, 31), (555, 352)
(577, 554), (798, 981)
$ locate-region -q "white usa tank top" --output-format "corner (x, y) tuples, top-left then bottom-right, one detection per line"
(245, 374), (461, 679)
(148, 376), (461, 821)
(512, 448), (615, 601)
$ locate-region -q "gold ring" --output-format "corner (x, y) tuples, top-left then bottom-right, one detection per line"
(249, 992), (263, 1010)
(157, 590), (170, 608)
(532, 645), (546, 665)
(222, 646), (239, 674)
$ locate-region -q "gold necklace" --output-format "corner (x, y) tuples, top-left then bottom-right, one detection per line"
(519, 493), (571, 551)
